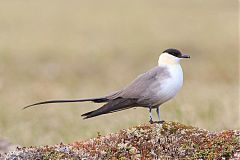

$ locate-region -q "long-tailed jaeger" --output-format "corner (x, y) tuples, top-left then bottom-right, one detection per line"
(24, 48), (190, 124)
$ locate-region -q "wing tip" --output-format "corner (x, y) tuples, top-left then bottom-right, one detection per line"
(81, 111), (95, 119)
(82, 116), (90, 119)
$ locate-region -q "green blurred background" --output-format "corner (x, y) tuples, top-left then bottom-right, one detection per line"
(0, 0), (238, 146)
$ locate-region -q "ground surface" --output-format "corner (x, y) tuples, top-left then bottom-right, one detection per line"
(1, 122), (239, 160)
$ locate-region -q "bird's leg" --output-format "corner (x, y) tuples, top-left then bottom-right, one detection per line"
(156, 106), (160, 121)
(149, 107), (153, 124)
(156, 106), (165, 124)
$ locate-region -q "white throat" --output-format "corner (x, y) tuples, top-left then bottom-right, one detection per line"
(158, 53), (181, 66)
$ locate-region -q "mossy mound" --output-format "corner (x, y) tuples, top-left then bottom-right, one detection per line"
(2, 121), (240, 160)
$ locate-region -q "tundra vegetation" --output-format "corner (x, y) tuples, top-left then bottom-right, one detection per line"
(2, 122), (240, 159)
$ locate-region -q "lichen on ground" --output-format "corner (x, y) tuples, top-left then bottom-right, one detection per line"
(1, 121), (239, 160)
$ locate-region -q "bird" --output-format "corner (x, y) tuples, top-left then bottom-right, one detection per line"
(23, 48), (190, 124)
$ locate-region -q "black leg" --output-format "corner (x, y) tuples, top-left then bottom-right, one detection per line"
(148, 106), (165, 124)
(156, 106), (165, 124)
(156, 106), (160, 121)
(149, 106), (153, 124)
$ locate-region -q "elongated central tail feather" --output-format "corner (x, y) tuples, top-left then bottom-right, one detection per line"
(23, 97), (108, 110)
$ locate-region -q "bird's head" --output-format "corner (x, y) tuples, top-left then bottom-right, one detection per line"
(158, 48), (190, 65)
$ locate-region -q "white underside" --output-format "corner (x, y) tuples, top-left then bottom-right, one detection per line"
(154, 64), (183, 106)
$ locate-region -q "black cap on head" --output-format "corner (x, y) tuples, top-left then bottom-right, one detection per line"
(163, 48), (190, 59)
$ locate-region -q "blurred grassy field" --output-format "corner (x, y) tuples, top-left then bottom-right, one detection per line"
(0, 0), (238, 146)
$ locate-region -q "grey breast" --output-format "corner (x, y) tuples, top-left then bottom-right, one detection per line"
(107, 66), (171, 107)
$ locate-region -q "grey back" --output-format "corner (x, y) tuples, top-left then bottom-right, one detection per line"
(107, 66), (170, 106)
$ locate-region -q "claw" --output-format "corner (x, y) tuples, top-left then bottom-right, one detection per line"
(149, 119), (154, 124)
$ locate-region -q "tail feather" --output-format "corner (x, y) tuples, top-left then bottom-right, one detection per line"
(23, 97), (108, 110)
(81, 98), (137, 119)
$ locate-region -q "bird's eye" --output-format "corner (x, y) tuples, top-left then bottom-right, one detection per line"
(171, 52), (181, 58)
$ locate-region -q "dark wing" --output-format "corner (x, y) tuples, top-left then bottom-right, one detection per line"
(81, 98), (137, 119)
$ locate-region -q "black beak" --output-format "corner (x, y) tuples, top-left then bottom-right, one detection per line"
(181, 54), (190, 58)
